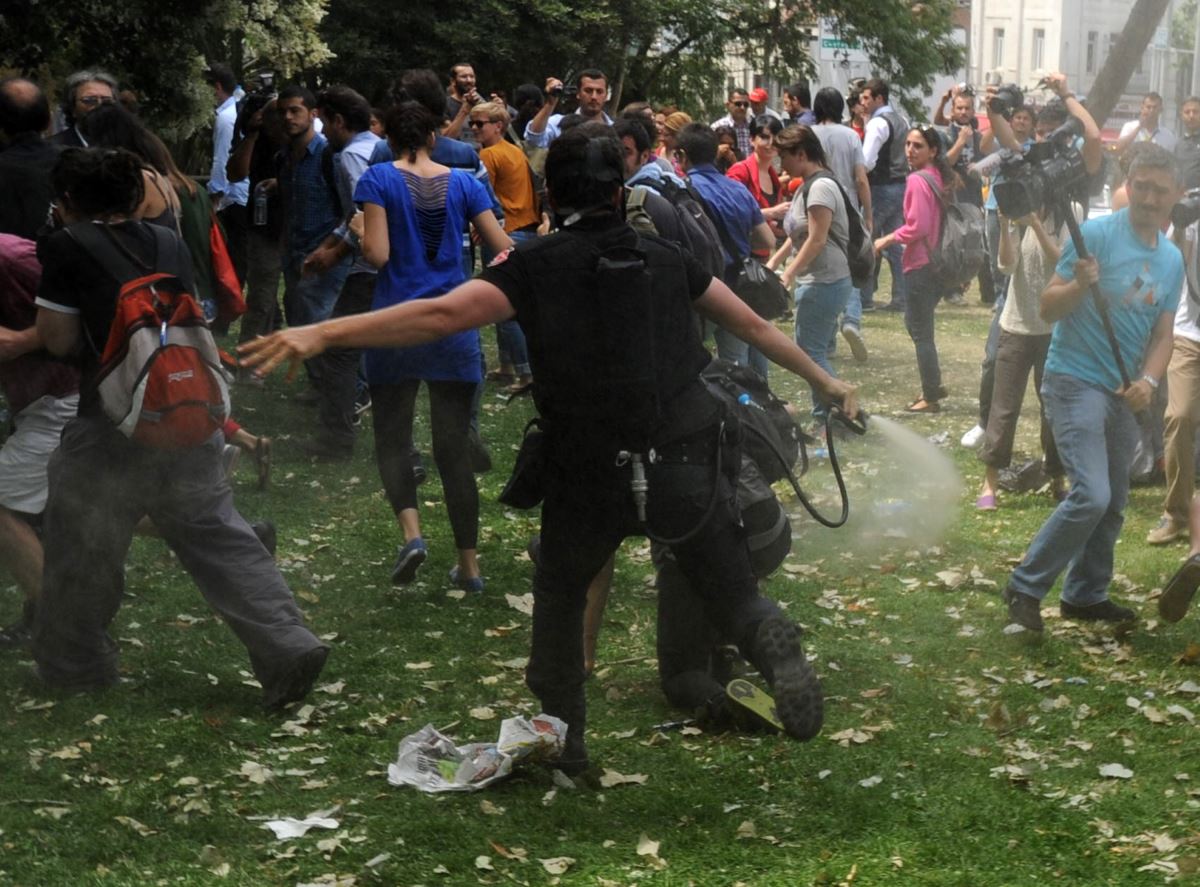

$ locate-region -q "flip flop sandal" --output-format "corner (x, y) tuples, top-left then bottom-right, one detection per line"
(507, 380), (534, 397)
(254, 437), (273, 491)
(486, 370), (516, 384)
(1160, 553), (1200, 623)
(906, 398), (940, 413)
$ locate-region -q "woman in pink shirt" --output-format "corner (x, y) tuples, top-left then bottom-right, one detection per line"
(873, 126), (959, 412)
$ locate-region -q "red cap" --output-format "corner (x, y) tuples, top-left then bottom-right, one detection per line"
(748, 87), (769, 103)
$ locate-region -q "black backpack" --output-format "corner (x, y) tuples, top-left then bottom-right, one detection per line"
(800, 171), (876, 289)
(637, 177), (726, 280)
(914, 171), (986, 289)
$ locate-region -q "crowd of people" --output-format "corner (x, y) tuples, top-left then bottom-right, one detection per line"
(0, 60), (1198, 768)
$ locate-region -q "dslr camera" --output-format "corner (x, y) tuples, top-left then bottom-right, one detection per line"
(986, 83), (1026, 121)
(1171, 189), (1200, 229)
(992, 116), (1087, 219)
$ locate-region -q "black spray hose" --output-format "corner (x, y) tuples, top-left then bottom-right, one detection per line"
(742, 405), (868, 529)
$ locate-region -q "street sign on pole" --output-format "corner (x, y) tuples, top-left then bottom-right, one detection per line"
(818, 19), (870, 64)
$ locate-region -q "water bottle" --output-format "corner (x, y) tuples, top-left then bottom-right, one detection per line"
(737, 392), (766, 412)
(253, 182), (269, 226)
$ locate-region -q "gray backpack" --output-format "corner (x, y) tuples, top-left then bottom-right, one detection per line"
(915, 170), (986, 289)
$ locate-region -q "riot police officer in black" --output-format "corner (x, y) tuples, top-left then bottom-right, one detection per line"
(240, 129), (858, 773)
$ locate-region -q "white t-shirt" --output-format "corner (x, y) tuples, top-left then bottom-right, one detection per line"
(1175, 223), (1200, 342)
(999, 204), (1082, 337)
(786, 175), (851, 285)
(1119, 119), (1178, 152)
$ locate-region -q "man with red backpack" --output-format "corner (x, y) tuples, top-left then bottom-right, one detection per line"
(32, 147), (327, 706)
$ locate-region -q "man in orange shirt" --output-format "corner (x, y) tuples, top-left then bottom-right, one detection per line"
(472, 101), (538, 393)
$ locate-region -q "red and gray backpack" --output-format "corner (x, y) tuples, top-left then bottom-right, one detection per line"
(66, 222), (230, 449)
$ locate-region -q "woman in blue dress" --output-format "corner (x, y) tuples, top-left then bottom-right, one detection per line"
(353, 102), (512, 591)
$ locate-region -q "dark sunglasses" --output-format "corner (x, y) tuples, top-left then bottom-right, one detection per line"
(731, 101), (749, 108)
(468, 119), (497, 128)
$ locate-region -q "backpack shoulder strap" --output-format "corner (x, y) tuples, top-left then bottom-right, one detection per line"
(913, 170), (948, 209)
(627, 186), (649, 210)
(687, 181), (742, 264)
(65, 222), (147, 285)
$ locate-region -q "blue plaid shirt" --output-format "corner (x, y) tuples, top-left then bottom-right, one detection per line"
(280, 130), (341, 258)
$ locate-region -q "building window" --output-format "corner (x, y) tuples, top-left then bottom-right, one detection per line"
(1086, 31), (1097, 74)
(992, 28), (1005, 68)
(1032, 28), (1045, 70)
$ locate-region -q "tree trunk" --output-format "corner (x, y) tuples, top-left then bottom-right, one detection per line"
(1085, 0), (1172, 125)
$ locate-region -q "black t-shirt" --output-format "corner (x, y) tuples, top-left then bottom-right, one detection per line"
(36, 220), (195, 413)
(0, 134), (62, 240)
(479, 215), (714, 444)
(246, 132), (285, 240)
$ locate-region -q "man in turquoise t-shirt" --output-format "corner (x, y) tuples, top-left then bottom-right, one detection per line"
(1003, 145), (1184, 632)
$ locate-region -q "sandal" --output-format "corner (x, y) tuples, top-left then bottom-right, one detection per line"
(1160, 553), (1200, 623)
(906, 398), (940, 413)
(254, 436), (273, 491)
(507, 379), (534, 397)
(486, 370), (516, 384)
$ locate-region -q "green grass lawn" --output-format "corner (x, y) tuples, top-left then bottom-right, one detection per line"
(2, 283), (1198, 886)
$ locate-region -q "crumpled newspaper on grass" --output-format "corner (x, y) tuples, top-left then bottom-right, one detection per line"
(387, 714), (566, 792)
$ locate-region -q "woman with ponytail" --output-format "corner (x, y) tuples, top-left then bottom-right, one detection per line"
(350, 101), (512, 592)
(872, 126), (960, 413)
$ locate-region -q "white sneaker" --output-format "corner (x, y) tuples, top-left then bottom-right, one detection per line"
(960, 424), (985, 448)
(841, 325), (868, 363)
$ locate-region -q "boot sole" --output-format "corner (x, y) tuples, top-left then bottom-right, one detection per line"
(752, 616), (823, 741)
(1160, 554), (1200, 623)
(391, 546), (427, 585)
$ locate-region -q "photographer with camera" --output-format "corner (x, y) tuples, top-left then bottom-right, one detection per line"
(443, 62), (483, 145)
(935, 85), (995, 306)
(962, 75), (1103, 450)
(524, 70), (613, 149)
(1001, 143), (1183, 632)
(241, 126), (858, 772)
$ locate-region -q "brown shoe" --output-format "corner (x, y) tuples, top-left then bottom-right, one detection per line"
(1146, 516), (1188, 546)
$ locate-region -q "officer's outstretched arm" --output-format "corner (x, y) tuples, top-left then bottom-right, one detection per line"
(238, 280), (516, 381)
(695, 277), (858, 418)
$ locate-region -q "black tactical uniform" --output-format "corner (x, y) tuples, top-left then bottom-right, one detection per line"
(479, 213), (822, 769)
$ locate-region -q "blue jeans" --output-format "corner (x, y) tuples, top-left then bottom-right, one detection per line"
(282, 252), (351, 328)
(794, 277), (851, 415)
(486, 230), (536, 376)
(902, 264), (944, 401)
(714, 325), (770, 380)
(863, 182), (907, 308)
(1009, 373), (1137, 606)
(840, 286), (863, 331)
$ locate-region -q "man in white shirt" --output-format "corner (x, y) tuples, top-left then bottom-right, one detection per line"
(523, 69), (613, 149)
(1115, 93), (1177, 154)
(205, 63), (250, 283)
(860, 78), (909, 312)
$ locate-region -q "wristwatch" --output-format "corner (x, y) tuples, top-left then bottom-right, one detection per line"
(1141, 374), (1160, 391)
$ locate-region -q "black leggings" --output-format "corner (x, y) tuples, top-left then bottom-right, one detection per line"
(370, 380), (478, 550)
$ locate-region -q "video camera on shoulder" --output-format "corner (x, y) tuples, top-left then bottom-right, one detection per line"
(234, 70), (277, 142)
(992, 116), (1086, 219)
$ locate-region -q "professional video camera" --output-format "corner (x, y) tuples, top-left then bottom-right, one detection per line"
(991, 116), (1087, 219)
(233, 71), (277, 142)
(1171, 188), (1200, 230)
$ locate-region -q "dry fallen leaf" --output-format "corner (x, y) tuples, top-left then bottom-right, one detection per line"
(114, 815), (157, 837)
(539, 857), (575, 875)
(636, 834), (660, 857)
(736, 820), (757, 839)
(1098, 763), (1134, 779)
(598, 768), (648, 788)
(469, 706), (497, 721)
(475, 856), (494, 871)
(1177, 643), (1200, 666)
